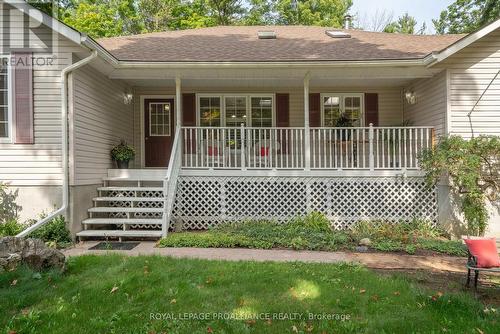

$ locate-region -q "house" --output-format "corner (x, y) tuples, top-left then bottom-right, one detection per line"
(1, 1), (499, 239)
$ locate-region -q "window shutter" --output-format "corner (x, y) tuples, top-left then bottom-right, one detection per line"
(365, 93), (379, 126)
(182, 93), (196, 126)
(275, 93), (289, 127)
(14, 53), (34, 144)
(309, 93), (321, 127)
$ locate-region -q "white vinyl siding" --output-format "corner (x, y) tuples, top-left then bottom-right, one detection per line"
(404, 70), (447, 136)
(71, 65), (133, 185)
(442, 29), (500, 139)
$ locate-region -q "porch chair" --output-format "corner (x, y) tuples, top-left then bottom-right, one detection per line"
(200, 139), (227, 168)
(249, 139), (281, 168)
(463, 237), (500, 290)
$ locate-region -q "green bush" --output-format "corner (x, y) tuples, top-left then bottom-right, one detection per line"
(110, 140), (135, 161)
(29, 215), (72, 248)
(0, 182), (21, 223)
(0, 219), (24, 236)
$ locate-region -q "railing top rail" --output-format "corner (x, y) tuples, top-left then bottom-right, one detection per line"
(310, 126), (434, 130)
(180, 126), (434, 130)
(181, 126), (306, 130)
(165, 127), (181, 181)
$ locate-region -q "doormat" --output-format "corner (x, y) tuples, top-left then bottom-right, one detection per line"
(89, 242), (140, 251)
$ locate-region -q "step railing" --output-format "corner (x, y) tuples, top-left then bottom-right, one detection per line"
(180, 125), (434, 171)
(162, 127), (182, 236)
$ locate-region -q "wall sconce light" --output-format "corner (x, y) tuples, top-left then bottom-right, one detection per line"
(123, 91), (133, 105)
(404, 90), (416, 105)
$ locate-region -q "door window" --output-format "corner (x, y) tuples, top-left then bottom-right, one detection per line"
(149, 102), (171, 136)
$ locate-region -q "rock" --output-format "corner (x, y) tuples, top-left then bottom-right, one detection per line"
(355, 246), (369, 252)
(359, 238), (372, 246)
(0, 237), (65, 272)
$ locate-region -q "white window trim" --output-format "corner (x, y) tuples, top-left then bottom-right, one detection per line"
(196, 93), (276, 127)
(0, 54), (13, 143)
(148, 101), (171, 137)
(320, 93), (364, 127)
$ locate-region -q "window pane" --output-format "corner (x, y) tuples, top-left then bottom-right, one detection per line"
(344, 96), (362, 126)
(250, 97), (273, 128)
(0, 107), (6, 122)
(323, 95), (341, 127)
(0, 64), (8, 137)
(225, 96), (246, 127)
(199, 97), (221, 127)
(149, 102), (171, 136)
(0, 123), (6, 137)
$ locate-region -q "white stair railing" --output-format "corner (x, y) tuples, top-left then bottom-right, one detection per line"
(162, 127), (182, 237)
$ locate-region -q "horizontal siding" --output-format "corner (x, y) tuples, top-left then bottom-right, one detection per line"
(133, 86), (403, 167)
(404, 71), (447, 136)
(71, 66), (133, 185)
(0, 5), (83, 186)
(443, 29), (500, 139)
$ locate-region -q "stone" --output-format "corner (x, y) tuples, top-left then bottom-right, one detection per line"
(0, 237), (65, 272)
(355, 246), (369, 252)
(359, 238), (372, 246)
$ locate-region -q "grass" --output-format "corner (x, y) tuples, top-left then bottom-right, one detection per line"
(1, 255), (498, 333)
(159, 215), (468, 257)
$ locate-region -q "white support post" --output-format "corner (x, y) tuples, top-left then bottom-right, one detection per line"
(240, 123), (246, 171)
(175, 75), (182, 128)
(368, 123), (375, 171)
(304, 73), (311, 171)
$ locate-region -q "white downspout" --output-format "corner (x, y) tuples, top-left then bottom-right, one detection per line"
(17, 51), (98, 238)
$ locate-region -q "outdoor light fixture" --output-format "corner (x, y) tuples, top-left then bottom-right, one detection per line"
(404, 90), (416, 105)
(123, 91), (133, 105)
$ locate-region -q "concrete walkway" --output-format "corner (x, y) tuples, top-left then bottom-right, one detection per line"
(64, 241), (467, 273)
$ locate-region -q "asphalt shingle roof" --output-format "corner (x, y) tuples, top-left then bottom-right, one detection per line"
(97, 26), (464, 62)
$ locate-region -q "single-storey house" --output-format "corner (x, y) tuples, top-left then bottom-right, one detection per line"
(1, 1), (499, 239)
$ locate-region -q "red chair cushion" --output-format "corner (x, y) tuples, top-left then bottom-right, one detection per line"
(208, 146), (218, 156)
(464, 238), (500, 268)
(260, 147), (270, 157)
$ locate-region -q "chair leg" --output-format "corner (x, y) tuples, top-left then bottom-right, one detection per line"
(466, 269), (471, 287)
(474, 270), (479, 290)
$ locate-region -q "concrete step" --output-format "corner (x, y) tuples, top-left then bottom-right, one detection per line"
(97, 186), (163, 192)
(77, 230), (163, 238)
(88, 207), (163, 213)
(93, 197), (163, 202)
(82, 218), (163, 225)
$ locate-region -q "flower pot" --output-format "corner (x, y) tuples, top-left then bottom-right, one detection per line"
(116, 160), (129, 169)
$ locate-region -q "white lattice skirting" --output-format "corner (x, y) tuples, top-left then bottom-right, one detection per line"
(172, 176), (438, 230)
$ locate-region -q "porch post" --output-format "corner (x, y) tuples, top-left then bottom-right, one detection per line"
(304, 73), (311, 171)
(175, 75), (181, 127)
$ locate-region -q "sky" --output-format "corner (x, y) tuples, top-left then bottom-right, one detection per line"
(351, 0), (456, 33)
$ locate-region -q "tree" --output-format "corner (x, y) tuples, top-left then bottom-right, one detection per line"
(62, 2), (123, 38)
(433, 0), (500, 34)
(275, 0), (353, 27)
(207, 0), (246, 25)
(242, 0), (275, 25)
(383, 13), (418, 34)
(355, 9), (394, 32)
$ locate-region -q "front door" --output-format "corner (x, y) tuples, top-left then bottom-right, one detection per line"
(144, 98), (174, 167)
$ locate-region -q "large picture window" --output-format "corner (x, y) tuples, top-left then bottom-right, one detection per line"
(0, 63), (9, 139)
(321, 93), (363, 127)
(197, 94), (274, 127)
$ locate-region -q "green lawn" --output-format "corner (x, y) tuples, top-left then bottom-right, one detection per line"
(1, 255), (498, 333)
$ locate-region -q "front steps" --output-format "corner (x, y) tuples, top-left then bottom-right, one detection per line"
(76, 170), (167, 241)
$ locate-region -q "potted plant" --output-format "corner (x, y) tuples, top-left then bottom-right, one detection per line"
(111, 140), (135, 169)
(334, 114), (354, 141)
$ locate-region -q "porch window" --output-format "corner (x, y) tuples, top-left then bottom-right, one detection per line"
(199, 96), (221, 127)
(321, 93), (363, 127)
(250, 97), (273, 127)
(225, 96), (247, 127)
(0, 64), (9, 139)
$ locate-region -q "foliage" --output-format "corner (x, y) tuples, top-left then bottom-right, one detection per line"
(0, 219), (24, 237)
(2, 255), (497, 333)
(28, 215), (72, 248)
(274, 0), (352, 27)
(420, 135), (500, 235)
(110, 140), (136, 162)
(433, 0), (500, 34)
(383, 13), (426, 34)
(0, 182), (21, 224)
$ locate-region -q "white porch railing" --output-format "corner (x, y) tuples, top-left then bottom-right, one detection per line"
(162, 127), (182, 236)
(180, 125), (434, 171)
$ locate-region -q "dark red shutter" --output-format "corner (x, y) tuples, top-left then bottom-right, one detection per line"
(365, 93), (379, 126)
(275, 93), (289, 127)
(14, 53), (34, 144)
(309, 93), (321, 127)
(182, 93), (196, 126)
(182, 93), (196, 153)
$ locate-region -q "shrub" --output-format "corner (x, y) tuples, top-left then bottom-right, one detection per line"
(0, 219), (24, 236)
(420, 135), (500, 235)
(29, 215), (72, 247)
(110, 140), (135, 161)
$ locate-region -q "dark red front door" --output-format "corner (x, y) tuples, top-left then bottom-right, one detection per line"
(144, 99), (175, 167)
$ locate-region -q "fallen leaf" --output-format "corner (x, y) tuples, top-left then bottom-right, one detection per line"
(245, 319), (256, 326)
(393, 291), (400, 296)
(8, 330), (17, 334)
(170, 299), (176, 304)
(10, 280), (17, 286)
(110, 286), (119, 294)
(292, 325), (299, 333)
(359, 289), (366, 294)
(265, 319), (272, 325)
(476, 328), (484, 334)
(207, 327), (213, 333)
